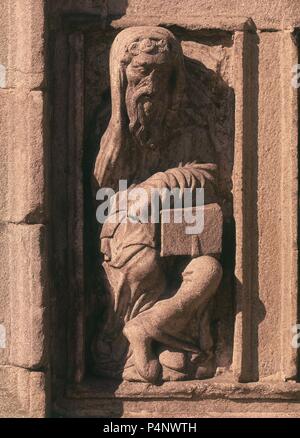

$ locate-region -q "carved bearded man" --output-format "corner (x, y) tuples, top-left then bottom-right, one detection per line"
(93, 27), (223, 383)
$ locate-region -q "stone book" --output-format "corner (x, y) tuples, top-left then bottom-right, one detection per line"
(160, 203), (223, 257)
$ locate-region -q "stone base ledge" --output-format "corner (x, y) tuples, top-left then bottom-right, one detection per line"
(54, 376), (300, 418)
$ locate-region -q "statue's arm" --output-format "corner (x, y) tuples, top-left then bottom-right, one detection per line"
(136, 163), (218, 207)
(94, 121), (134, 192)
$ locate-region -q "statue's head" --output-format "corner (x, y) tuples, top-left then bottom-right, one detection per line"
(109, 27), (185, 147)
(94, 27), (186, 189)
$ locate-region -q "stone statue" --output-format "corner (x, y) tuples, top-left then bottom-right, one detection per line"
(92, 26), (223, 383)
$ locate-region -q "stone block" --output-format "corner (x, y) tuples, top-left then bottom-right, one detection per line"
(4, 0), (46, 90)
(8, 224), (48, 370)
(0, 90), (48, 223)
(0, 366), (47, 418)
(0, 91), (10, 221)
(0, 225), (10, 366)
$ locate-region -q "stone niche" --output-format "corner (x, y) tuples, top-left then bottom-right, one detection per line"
(48, 7), (300, 417)
(1, 0), (300, 418)
(52, 18), (237, 416)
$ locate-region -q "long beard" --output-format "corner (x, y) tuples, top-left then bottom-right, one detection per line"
(126, 86), (168, 147)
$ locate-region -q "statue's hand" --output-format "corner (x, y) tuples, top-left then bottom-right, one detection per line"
(94, 120), (126, 190)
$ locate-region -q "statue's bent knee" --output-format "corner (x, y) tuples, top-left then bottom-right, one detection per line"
(125, 247), (162, 284)
(183, 256), (223, 292)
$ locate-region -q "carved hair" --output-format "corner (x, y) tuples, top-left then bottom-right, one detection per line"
(127, 38), (170, 56)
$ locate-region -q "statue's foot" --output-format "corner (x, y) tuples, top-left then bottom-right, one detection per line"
(123, 321), (162, 384)
(157, 347), (187, 381)
(122, 365), (148, 382)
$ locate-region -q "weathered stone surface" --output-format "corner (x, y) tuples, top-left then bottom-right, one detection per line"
(0, 0), (299, 420)
(280, 32), (299, 382)
(0, 91), (10, 224)
(0, 224), (49, 370)
(256, 32), (283, 380)
(0, 385), (27, 418)
(0, 3), (9, 90)
(0, 0), (46, 90)
(16, 368), (47, 418)
(0, 366), (47, 418)
(54, 378), (300, 418)
(92, 26), (224, 384)
(8, 224), (48, 369)
(161, 204), (223, 257)
(0, 5), (49, 419)
(0, 225), (10, 366)
(49, 0), (299, 418)
(124, 0), (300, 30)
(0, 90), (48, 224)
